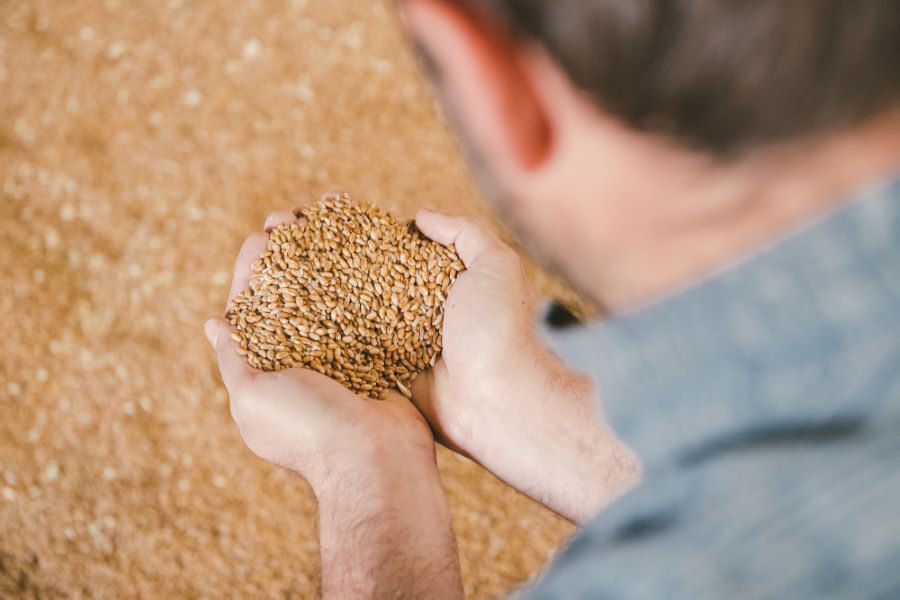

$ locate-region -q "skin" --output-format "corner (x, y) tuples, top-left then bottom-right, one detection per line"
(206, 208), (462, 599)
(206, 1), (900, 597)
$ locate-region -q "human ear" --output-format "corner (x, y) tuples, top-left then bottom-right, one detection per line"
(402, 0), (552, 174)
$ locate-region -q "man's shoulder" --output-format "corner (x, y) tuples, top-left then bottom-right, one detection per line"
(524, 415), (900, 598)
(528, 174), (900, 599)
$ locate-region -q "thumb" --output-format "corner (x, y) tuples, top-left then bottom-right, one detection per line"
(204, 318), (256, 393)
(415, 209), (507, 268)
(204, 318), (221, 347)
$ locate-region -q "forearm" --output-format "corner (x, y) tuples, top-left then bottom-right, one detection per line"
(524, 372), (641, 524)
(314, 454), (462, 599)
(481, 345), (641, 524)
(504, 358), (640, 524)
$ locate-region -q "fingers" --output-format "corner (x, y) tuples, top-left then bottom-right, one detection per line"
(228, 210), (304, 305)
(204, 318), (256, 395)
(264, 211), (297, 232)
(415, 209), (508, 267)
(228, 232), (269, 304)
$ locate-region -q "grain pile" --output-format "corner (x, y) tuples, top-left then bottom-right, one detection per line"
(228, 194), (464, 397)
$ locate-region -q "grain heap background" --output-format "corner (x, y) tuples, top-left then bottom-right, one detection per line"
(1, 1), (576, 597)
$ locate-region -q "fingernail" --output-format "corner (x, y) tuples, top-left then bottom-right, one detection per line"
(204, 319), (218, 346)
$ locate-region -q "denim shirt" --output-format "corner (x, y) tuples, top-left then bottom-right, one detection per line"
(527, 175), (900, 599)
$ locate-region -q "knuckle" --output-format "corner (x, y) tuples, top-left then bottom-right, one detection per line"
(458, 221), (512, 259)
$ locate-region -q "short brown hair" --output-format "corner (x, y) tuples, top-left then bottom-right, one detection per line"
(456, 0), (900, 155)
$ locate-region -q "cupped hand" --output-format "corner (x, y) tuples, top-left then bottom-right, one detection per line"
(206, 207), (436, 490)
(411, 210), (640, 523)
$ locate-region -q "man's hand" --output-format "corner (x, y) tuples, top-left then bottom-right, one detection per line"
(206, 208), (462, 599)
(412, 210), (640, 524)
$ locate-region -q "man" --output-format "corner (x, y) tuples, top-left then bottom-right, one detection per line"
(204, 0), (900, 597)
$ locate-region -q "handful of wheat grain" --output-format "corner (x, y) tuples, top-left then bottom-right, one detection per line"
(227, 194), (464, 398)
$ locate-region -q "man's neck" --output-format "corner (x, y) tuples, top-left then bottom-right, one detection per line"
(597, 109), (900, 313)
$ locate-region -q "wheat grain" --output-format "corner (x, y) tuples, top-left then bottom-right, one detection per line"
(227, 193), (464, 398)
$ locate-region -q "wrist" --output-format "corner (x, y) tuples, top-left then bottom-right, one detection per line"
(313, 441), (462, 599)
(307, 432), (437, 497)
(480, 344), (641, 523)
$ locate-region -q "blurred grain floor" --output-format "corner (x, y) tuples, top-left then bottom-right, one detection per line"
(0, 1), (573, 597)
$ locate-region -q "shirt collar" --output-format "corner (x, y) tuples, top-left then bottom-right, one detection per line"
(541, 175), (900, 471)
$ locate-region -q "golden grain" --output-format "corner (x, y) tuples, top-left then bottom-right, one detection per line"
(227, 194), (462, 398)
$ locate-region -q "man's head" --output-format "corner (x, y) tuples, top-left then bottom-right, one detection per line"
(403, 0), (900, 310)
